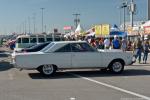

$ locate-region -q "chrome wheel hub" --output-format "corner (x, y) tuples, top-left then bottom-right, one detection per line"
(43, 65), (53, 75)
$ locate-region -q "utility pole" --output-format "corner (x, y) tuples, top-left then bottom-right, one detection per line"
(28, 16), (31, 34)
(24, 20), (27, 34)
(33, 13), (36, 34)
(41, 8), (45, 33)
(121, 0), (128, 32)
(129, 0), (136, 27)
(73, 13), (80, 29)
(44, 25), (46, 33)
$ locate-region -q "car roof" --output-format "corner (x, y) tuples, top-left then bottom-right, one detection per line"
(51, 41), (87, 44)
(41, 41), (87, 52)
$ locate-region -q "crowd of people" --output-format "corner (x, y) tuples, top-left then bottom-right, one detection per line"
(84, 35), (150, 64)
(85, 35), (128, 50)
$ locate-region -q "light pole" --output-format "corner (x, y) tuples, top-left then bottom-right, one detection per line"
(73, 13), (80, 29)
(24, 20), (27, 34)
(28, 16), (31, 34)
(41, 8), (45, 33)
(33, 13), (36, 34)
(121, 0), (128, 32)
(128, 0), (136, 27)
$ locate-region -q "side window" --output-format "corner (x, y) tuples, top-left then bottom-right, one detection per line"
(80, 43), (96, 52)
(22, 38), (29, 43)
(55, 44), (71, 52)
(71, 43), (83, 52)
(55, 38), (60, 41)
(71, 43), (96, 52)
(38, 38), (45, 43)
(30, 38), (37, 43)
(46, 38), (52, 42)
(17, 38), (21, 43)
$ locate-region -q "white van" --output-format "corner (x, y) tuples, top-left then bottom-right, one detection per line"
(14, 34), (63, 51)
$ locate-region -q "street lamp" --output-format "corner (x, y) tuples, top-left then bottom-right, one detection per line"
(121, 0), (128, 32)
(41, 8), (45, 33)
(128, 0), (136, 27)
(28, 16), (31, 34)
(32, 13), (36, 34)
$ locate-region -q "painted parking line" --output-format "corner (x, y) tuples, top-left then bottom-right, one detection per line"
(69, 73), (150, 100)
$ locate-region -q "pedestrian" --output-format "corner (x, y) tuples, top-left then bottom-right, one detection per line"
(104, 37), (110, 49)
(90, 38), (96, 48)
(98, 38), (104, 49)
(121, 37), (127, 52)
(127, 40), (133, 51)
(142, 37), (150, 64)
(112, 35), (120, 49)
(134, 37), (143, 63)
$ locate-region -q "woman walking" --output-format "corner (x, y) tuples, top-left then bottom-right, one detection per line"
(143, 38), (150, 64)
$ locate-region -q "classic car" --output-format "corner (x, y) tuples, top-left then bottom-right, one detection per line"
(11, 41), (134, 76)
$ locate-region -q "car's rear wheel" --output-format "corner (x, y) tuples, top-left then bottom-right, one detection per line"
(109, 60), (124, 74)
(38, 64), (56, 76)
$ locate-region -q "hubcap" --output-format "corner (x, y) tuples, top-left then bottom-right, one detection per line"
(42, 65), (54, 75)
(112, 62), (122, 72)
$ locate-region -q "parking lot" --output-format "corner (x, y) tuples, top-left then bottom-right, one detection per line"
(0, 49), (150, 100)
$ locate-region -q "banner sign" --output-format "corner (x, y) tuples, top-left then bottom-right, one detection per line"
(101, 24), (110, 36)
(95, 25), (102, 36)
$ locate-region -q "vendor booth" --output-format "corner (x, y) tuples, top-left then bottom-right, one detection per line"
(109, 31), (127, 37)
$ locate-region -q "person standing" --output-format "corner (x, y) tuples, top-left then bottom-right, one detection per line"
(134, 37), (143, 63)
(112, 35), (120, 49)
(142, 38), (150, 64)
(121, 37), (127, 52)
(104, 37), (110, 49)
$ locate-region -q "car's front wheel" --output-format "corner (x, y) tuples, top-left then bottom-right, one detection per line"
(109, 60), (124, 74)
(37, 64), (56, 76)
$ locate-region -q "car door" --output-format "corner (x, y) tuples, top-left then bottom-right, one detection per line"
(54, 44), (72, 68)
(71, 43), (103, 68)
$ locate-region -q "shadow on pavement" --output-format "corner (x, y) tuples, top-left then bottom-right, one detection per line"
(28, 71), (78, 79)
(0, 53), (10, 57)
(28, 69), (150, 79)
(131, 63), (150, 67)
(0, 50), (6, 53)
(0, 61), (13, 71)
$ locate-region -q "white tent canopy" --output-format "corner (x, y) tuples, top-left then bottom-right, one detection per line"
(75, 23), (84, 35)
(141, 20), (150, 28)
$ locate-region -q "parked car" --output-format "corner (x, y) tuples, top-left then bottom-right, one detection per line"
(15, 42), (50, 53)
(11, 41), (134, 76)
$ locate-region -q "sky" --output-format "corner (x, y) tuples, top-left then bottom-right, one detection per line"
(0, 0), (147, 34)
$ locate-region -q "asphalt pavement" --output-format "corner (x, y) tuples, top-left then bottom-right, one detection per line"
(0, 47), (150, 100)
